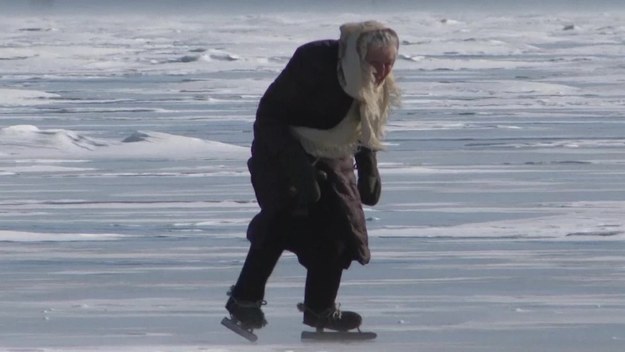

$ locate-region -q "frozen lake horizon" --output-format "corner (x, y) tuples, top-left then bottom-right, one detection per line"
(1, 5), (624, 351)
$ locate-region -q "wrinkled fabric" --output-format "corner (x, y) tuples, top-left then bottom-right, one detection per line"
(246, 40), (371, 267)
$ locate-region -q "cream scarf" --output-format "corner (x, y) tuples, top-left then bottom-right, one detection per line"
(290, 101), (361, 158)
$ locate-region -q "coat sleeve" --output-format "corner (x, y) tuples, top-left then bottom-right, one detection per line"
(249, 43), (329, 212)
(253, 43), (325, 157)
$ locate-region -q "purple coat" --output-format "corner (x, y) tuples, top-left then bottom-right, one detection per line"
(246, 40), (371, 268)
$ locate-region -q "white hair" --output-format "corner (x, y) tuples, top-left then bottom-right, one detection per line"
(336, 22), (401, 150)
(358, 60), (401, 151)
(357, 27), (400, 58)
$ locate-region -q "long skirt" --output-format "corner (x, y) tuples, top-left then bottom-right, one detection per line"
(246, 155), (370, 269)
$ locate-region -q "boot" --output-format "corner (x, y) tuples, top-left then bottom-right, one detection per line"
(298, 303), (362, 332)
(225, 296), (267, 329)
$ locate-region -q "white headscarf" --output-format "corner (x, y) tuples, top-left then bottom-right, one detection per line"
(337, 20), (400, 151)
(337, 20), (397, 99)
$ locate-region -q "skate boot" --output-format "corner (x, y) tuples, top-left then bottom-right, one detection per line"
(297, 302), (362, 331)
(222, 295), (268, 342)
(297, 303), (377, 341)
(225, 296), (268, 329)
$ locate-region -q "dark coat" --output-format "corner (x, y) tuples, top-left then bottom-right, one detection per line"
(246, 40), (371, 268)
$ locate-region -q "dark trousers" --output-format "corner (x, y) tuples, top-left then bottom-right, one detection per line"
(231, 242), (343, 313)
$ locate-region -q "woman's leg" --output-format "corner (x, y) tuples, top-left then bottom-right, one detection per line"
(300, 262), (362, 331)
(304, 264), (343, 312)
(225, 242), (283, 329)
(230, 242), (283, 302)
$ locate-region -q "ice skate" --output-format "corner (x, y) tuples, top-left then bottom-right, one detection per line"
(222, 295), (267, 342)
(298, 303), (377, 341)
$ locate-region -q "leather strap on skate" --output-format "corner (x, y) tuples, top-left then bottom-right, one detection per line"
(228, 285), (267, 308)
(297, 302), (342, 319)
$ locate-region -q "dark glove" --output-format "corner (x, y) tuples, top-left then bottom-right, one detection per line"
(355, 147), (381, 206)
(280, 146), (320, 208)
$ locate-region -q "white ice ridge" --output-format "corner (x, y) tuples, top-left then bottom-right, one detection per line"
(0, 125), (248, 160)
(0, 230), (125, 242)
(0, 88), (60, 106)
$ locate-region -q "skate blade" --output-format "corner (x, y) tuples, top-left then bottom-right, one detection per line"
(221, 317), (258, 342)
(301, 330), (377, 341)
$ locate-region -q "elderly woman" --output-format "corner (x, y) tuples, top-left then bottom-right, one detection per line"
(225, 20), (400, 335)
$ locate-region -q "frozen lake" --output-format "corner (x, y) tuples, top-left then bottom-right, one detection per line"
(1, 3), (624, 351)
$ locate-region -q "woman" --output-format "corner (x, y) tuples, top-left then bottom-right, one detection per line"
(225, 20), (400, 333)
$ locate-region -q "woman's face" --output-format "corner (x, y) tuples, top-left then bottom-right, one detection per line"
(365, 45), (396, 85)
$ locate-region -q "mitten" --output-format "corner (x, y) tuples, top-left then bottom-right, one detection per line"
(354, 147), (381, 206)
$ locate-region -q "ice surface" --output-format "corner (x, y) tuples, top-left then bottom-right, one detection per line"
(1, 2), (624, 351)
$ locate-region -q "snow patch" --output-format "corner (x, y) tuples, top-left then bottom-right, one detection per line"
(0, 89), (60, 106)
(0, 230), (126, 242)
(0, 126), (248, 160)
